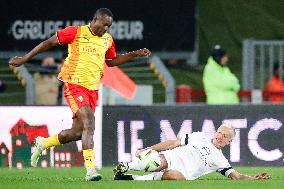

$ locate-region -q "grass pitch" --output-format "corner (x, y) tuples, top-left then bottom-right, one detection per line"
(0, 167), (283, 189)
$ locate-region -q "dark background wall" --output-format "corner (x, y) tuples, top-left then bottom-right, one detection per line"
(103, 105), (284, 166)
(0, 0), (196, 52)
(198, 0), (284, 78)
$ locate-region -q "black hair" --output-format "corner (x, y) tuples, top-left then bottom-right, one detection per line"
(94, 8), (113, 18)
(61, 51), (68, 60)
(273, 62), (284, 75)
(211, 44), (227, 64)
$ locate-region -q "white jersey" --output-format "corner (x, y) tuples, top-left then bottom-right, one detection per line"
(161, 132), (234, 180)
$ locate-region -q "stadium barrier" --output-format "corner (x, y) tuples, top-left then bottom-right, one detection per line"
(102, 105), (284, 166)
(0, 106), (102, 168)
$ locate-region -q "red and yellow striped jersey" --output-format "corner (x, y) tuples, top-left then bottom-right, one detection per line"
(57, 25), (116, 90)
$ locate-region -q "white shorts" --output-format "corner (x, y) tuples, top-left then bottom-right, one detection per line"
(161, 149), (194, 180)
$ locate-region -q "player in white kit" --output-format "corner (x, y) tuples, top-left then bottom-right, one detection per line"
(113, 124), (270, 181)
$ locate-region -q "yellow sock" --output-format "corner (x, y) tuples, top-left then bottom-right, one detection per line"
(43, 134), (61, 149)
(83, 149), (95, 170)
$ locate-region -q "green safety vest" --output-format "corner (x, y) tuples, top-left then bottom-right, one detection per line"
(203, 57), (240, 104)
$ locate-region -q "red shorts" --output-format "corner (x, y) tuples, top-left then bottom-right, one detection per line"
(64, 83), (98, 117)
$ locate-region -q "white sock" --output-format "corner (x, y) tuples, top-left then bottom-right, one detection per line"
(127, 160), (144, 171)
(128, 150), (161, 172)
(133, 172), (164, 181)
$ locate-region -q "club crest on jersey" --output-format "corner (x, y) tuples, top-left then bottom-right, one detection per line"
(77, 96), (84, 102)
(103, 39), (108, 46)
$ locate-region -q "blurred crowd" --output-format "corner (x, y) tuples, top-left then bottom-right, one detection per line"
(176, 45), (284, 105)
(264, 63), (284, 103)
(3, 46), (284, 105)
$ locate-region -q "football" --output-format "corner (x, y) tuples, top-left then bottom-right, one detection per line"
(138, 149), (161, 172)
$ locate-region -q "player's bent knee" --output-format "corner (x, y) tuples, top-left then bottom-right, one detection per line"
(162, 170), (186, 180)
(73, 131), (82, 140)
(157, 154), (168, 171)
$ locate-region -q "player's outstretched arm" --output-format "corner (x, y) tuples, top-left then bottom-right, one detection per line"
(9, 35), (60, 67)
(106, 48), (151, 67)
(136, 139), (181, 157)
(229, 170), (270, 180)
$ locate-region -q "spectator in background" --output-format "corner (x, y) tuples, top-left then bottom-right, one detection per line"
(203, 45), (240, 104)
(57, 52), (67, 105)
(34, 56), (60, 105)
(264, 63), (284, 103)
(0, 80), (7, 93)
(41, 56), (58, 72)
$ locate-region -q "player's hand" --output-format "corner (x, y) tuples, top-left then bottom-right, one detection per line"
(135, 148), (151, 157)
(135, 149), (144, 157)
(254, 172), (270, 180)
(132, 48), (151, 57)
(9, 56), (27, 67)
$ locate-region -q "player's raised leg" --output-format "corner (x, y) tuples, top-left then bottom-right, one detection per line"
(76, 105), (102, 181)
(114, 149), (167, 178)
(114, 151), (185, 181)
(31, 116), (83, 167)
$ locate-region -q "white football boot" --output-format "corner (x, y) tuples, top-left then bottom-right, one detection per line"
(85, 168), (102, 181)
(30, 136), (45, 167)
